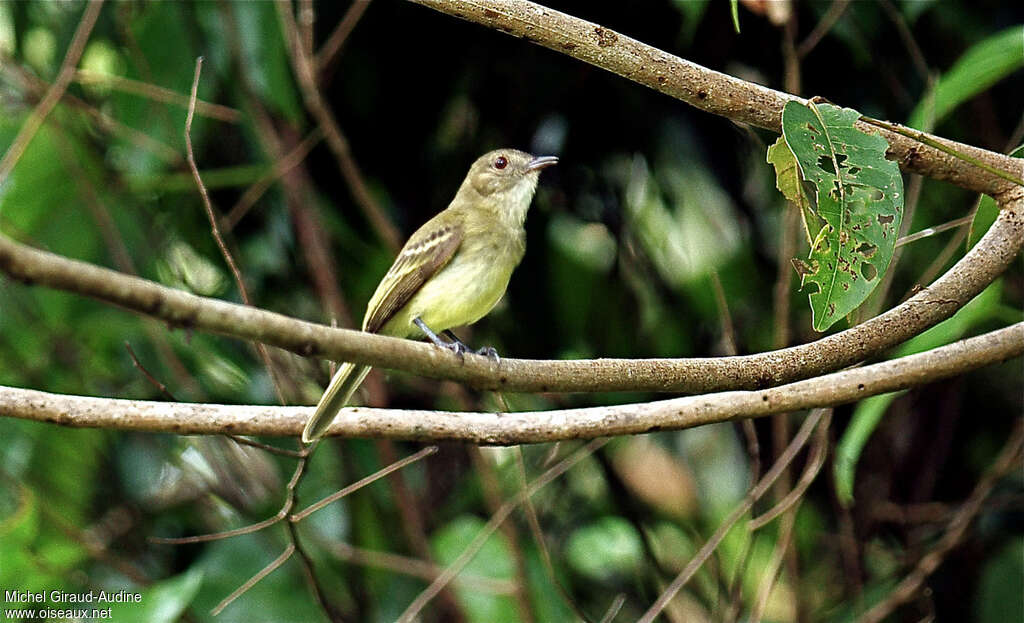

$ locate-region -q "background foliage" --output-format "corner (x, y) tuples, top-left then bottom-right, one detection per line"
(0, 1), (1021, 621)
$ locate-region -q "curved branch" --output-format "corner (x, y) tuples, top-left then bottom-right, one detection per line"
(2, 323), (1020, 444)
(0, 191), (1019, 393)
(405, 0), (1022, 199)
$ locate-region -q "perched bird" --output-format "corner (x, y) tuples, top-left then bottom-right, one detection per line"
(302, 149), (558, 442)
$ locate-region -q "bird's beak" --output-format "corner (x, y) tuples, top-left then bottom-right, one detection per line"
(526, 155), (559, 172)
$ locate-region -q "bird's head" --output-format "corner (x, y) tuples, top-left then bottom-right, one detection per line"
(463, 148), (558, 200)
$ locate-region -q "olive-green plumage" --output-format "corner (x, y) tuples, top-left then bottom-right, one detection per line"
(302, 149), (557, 442)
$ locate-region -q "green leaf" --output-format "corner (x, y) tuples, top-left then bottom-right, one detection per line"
(968, 144), (1024, 250)
(730, 0), (740, 33)
(107, 568), (203, 623)
(767, 136), (821, 244)
(780, 101), (904, 331)
(432, 516), (519, 623)
(565, 516), (643, 580)
(833, 281), (1002, 505)
(976, 539), (1024, 623)
(909, 27), (1024, 130)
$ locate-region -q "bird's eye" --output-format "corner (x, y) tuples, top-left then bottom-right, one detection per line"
(493, 156), (508, 170)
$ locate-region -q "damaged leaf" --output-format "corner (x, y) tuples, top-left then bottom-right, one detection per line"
(777, 100), (904, 331)
(767, 135), (821, 244)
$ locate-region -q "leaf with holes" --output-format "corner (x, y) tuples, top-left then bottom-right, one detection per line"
(767, 135), (821, 245)
(780, 101), (904, 331)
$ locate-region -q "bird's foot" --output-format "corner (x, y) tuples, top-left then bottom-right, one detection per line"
(475, 346), (500, 362)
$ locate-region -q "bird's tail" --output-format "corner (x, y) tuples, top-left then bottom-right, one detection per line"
(302, 363), (371, 443)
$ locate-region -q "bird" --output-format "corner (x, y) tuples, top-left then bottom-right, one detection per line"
(302, 148), (558, 442)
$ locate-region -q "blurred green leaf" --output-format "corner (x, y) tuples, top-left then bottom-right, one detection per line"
(968, 145), (1023, 250)
(909, 26), (1024, 130)
(834, 281), (1003, 505)
(107, 568), (203, 623)
(730, 0), (740, 33)
(780, 101), (904, 331)
(976, 538), (1024, 623)
(565, 516), (643, 580)
(432, 515), (518, 623)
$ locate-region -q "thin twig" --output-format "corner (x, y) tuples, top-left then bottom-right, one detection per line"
(861, 117), (1024, 187)
(316, 0), (373, 73)
(291, 445), (438, 521)
(749, 412), (831, 530)
(514, 447), (593, 622)
(276, 0), (402, 250)
(796, 0), (852, 59)
(226, 435), (305, 458)
(855, 418), (1024, 623)
(223, 127), (324, 230)
(149, 510), (288, 545)
(211, 542), (296, 616)
(749, 504), (799, 622)
(287, 503), (343, 622)
(125, 342), (178, 401)
(637, 410), (830, 623)
(0, 0), (104, 184)
(472, 448), (535, 623)
(318, 538), (518, 593)
(896, 215), (975, 248)
(397, 439), (608, 623)
(877, 0), (931, 83)
(709, 270), (737, 357)
(597, 595), (627, 623)
(185, 57), (288, 406)
(73, 69), (241, 122)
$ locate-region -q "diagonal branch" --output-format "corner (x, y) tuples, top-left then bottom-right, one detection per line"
(0, 191), (1018, 394)
(2, 323), (1020, 443)
(406, 0), (1021, 199)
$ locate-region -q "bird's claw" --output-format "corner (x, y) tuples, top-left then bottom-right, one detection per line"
(440, 339), (466, 360)
(475, 346), (500, 362)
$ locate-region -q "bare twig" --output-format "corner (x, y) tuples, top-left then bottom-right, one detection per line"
(896, 215), (975, 248)
(73, 69), (241, 122)
(223, 127), (325, 230)
(225, 435), (305, 458)
(397, 439), (608, 622)
(185, 57), (288, 406)
(710, 270), (737, 356)
(637, 410), (832, 623)
(514, 447), (593, 622)
(855, 418), (1024, 623)
(211, 542), (296, 616)
(276, 0), (402, 250)
(796, 0), (853, 59)
(125, 342), (177, 401)
(291, 445), (437, 520)
(749, 412), (831, 530)
(316, 0), (374, 73)
(749, 505), (798, 622)
(149, 510), (288, 545)
(472, 448), (535, 623)
(0, 0), (104, 183)
(318, 538), (518, 593)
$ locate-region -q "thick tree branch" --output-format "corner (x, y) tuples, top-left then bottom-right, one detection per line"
(0, 191), (1019, 393)
(2, 323), (1020, 443)
(406, 0), (1022, 199)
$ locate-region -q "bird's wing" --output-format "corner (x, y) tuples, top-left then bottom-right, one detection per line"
(362, 221), (463, 333)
